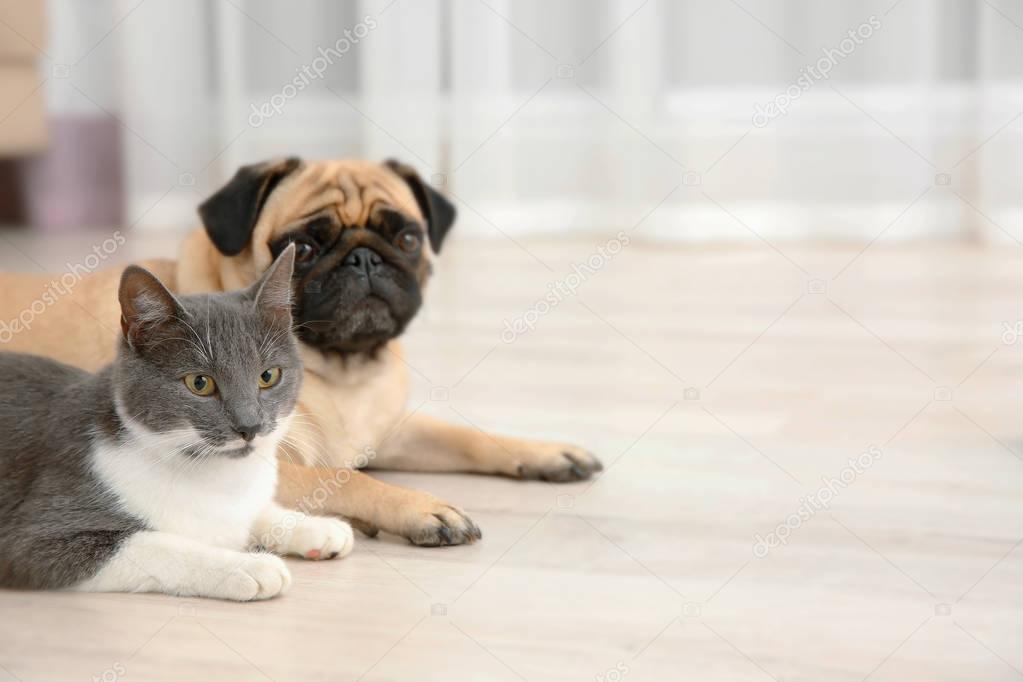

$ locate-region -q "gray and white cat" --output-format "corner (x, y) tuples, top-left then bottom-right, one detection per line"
(0, 244), (353, 601)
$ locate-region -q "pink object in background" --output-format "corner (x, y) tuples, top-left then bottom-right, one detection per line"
(21, 117), (122, 232)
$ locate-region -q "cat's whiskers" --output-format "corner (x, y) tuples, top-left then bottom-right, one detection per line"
(204, 297), (215, 364)
(277, 433), (340, 471)
(170, 312), (212, 365)
(275, 442), (299, 467)
(279, 412), (329, 440)
(257, 326), (276, 359)
(278, 439), (329, 471)
(283, 412), (327, 430)
(114, 439), (203, 482)
(122, 426), (203, 451)
(100, 445), (197, 497)
(148, 336), (212, 360)
(100, 422), (221, 484)
(281, 427), (327, 447)
(282, 417), (328, 434)
(290, 320), (321, 332)
(276, 434), (315, 467)
(118, 429), (199, 456)
(279, 435), (332, 469)
(180, 439), (219, 476)
(257, 326), (292, 365)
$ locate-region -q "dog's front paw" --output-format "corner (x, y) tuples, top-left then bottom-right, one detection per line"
(399, 494), (482, 547)
(220, 553), (292, 601)
(513, 443), (603, 482)
(285, 516), (355, 560)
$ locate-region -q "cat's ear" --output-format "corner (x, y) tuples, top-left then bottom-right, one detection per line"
(250, 243), (295, 327)
(118, 266), (186, 349)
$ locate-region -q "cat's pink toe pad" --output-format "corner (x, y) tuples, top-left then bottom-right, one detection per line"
(305, 549), (321, 560)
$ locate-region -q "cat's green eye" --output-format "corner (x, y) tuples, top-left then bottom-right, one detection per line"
(258, 367), (282, 389)
(184, 374), (216, 396)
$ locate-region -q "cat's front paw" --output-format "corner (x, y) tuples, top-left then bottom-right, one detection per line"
(284, 516), (354, 560)
(220, 553), (291, 601)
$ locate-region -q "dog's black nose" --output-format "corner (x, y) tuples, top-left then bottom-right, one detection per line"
(234, 425), (260, 442)
(343, 247), (383, 275)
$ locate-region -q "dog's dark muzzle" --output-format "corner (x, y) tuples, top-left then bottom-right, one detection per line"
(294, 244), (420, 354)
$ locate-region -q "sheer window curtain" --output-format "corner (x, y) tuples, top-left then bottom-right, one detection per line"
(90, 0), (1023, 243)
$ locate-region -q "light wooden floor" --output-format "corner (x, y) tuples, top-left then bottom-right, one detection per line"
(1, 231), (1022, 681)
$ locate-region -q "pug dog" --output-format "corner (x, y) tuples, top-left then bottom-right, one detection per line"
(0, 158), (602, 545)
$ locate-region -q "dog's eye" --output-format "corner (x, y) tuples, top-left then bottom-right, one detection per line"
(397, 231), (421, 253)
(293, 242), (316, 262)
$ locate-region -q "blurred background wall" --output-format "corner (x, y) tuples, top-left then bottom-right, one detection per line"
(1, 0), (1022, 242)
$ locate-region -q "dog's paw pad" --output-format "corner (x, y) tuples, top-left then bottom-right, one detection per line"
(406, 502), (481, 547)
(516, 445), (603, 482)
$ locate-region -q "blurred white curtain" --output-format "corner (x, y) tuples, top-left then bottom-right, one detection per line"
(97, 0), (1023, 242)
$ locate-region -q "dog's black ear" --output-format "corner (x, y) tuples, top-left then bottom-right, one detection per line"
(385, 159), (457, 253)
(198, 157), (303, 256)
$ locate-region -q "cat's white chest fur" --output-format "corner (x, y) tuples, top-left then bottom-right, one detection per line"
(90, 417), (285, 550)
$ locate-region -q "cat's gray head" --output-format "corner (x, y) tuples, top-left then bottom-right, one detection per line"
(113, 245), (301, 459)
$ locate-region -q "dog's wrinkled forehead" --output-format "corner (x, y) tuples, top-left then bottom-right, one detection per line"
(257, 161), (424, 247)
